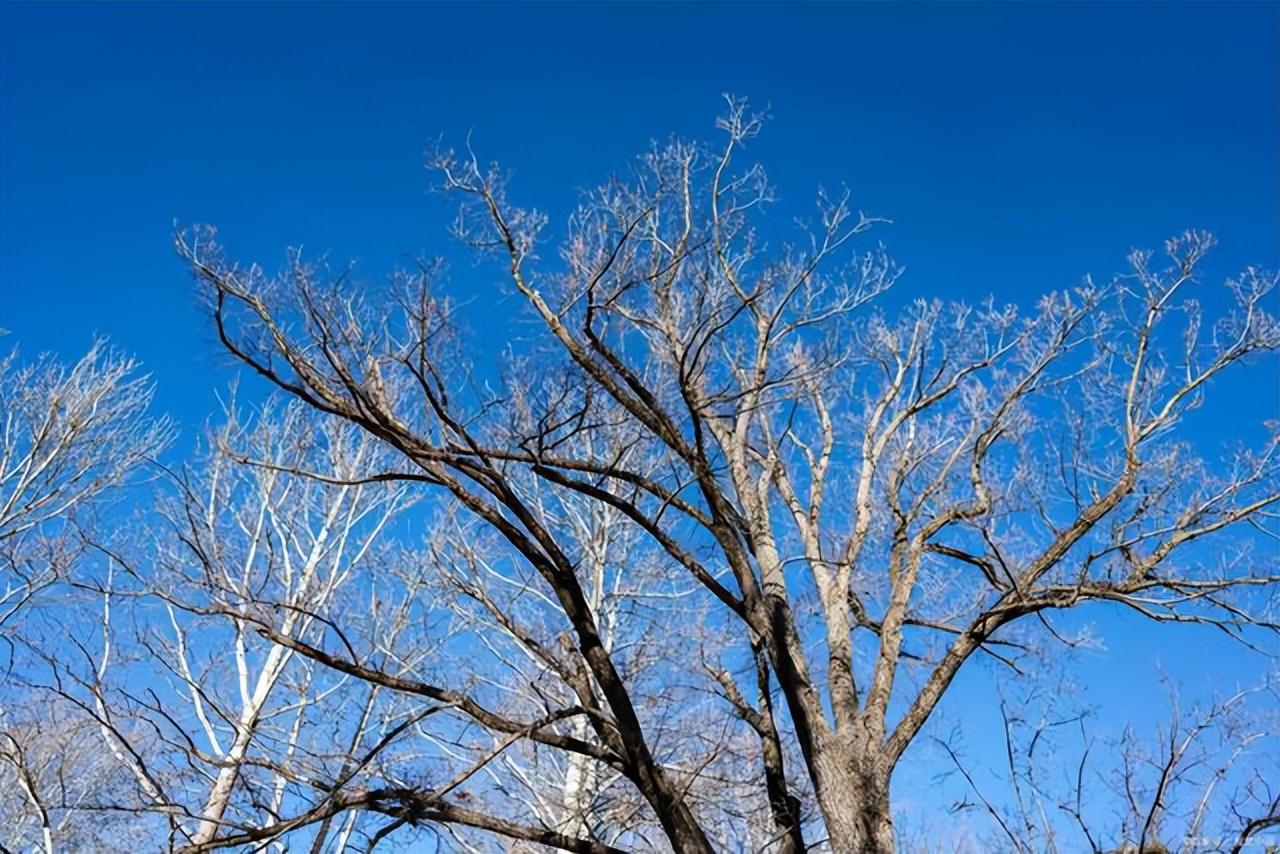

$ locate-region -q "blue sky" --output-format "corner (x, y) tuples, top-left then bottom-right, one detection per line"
(4, 2), (1275, 415)
(3, 0), (1277, 842)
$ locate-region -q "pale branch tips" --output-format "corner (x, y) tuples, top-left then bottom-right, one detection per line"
(3, 101), (1276, 854)
(0, 341), (173, 631)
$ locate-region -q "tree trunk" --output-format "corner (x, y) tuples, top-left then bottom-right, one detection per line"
(191, 725), (254, 844)
(810, 741), (895, 854)
(560, 717), (600, 838)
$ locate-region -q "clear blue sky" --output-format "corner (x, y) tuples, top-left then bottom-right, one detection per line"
(4, 2), (1276, 418)
(3, 0), (1277, 841)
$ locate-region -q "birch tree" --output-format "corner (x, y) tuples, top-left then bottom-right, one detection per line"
(0, 341), (170, 852)
(153, 402), (416, 848)
(13, 401), (423, 852)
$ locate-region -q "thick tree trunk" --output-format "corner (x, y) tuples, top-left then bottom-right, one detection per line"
(810, 741), (895, 854)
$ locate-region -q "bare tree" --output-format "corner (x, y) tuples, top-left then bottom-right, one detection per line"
(0, 341), (172, 851)
(42, 400), (429, 852)
(932, 672), (1278, 854)
(0, 700), (153, 854)
(422, 415), (797, 852)
(0, 341), (171, 632)
(172, 98), (1278, 852)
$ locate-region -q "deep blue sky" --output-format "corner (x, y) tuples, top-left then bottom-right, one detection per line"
(3, 0), (1277, 840)
(4, 1), (1276, 421)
